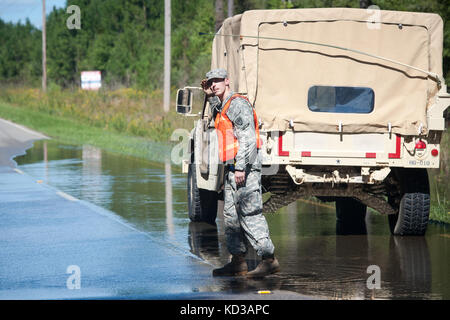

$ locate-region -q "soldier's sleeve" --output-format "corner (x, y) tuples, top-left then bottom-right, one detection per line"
(226, 98), (258, 171)
(207, 96), (221, 114)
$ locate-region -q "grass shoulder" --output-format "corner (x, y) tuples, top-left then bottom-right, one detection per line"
(0, 101), (174, 164)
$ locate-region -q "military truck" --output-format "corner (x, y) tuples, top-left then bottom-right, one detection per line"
(176, 8), (449, 235)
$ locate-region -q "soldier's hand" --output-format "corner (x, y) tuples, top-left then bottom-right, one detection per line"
(201, 79), (214, 97)
(235, 170), (246, 187)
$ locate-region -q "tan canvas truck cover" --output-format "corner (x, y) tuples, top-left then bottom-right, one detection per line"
(210, 8), (444, 136)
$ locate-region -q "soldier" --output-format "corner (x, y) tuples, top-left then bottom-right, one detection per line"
(201, 68), (280, 278)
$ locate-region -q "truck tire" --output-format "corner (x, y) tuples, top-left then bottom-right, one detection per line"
(335, 197), (367, 235)
(388, 168), (430, 236)
(187, 162), (218, 225)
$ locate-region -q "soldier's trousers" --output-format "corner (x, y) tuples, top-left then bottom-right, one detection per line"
(223, 168), (275, 257)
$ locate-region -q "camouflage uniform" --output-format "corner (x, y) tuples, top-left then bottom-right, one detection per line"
(208, 90), (275, 258)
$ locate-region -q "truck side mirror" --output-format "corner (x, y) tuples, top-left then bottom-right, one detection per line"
(176, 88), (193, 114)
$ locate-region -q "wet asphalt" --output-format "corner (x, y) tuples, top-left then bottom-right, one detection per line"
(0, 118), (313, 300)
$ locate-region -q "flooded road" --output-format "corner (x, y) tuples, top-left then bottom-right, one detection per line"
(15, 140), (449, 300)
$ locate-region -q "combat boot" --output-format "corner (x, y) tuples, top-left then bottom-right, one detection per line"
(246, 255), (280, 278)
(212, 254), (248, 276)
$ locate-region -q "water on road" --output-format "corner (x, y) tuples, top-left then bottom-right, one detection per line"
(15, 140), (449, 299)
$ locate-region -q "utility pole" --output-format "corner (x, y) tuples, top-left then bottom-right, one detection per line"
(215, 0), (224, 32)
(227, 0), (233, 18)
(360, 0), (372, 8)
(42, 0), (47, 92)
(163, 0), (171, 112)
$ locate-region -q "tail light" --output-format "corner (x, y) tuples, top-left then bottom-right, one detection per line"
(431, 149), (439, 157)
(415, 139), (426, 150)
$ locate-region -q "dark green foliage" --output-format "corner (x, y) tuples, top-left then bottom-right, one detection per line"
(0, 0), (448, 88)
(0, 19), (41, 84)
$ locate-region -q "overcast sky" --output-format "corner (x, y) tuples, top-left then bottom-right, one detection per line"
(0, 0), (67, 29)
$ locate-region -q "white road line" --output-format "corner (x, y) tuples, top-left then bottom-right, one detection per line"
(56, 191), (78, 202)
(13, 168), (24, 174)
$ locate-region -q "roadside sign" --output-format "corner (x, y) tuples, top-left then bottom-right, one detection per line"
(81, 71), (101, 90)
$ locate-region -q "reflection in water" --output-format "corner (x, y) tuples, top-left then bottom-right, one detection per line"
(82, 145), (103, 204)
(335, 197), (367, 235)
(187, 203), (440, 299)
(188, 222), (220, 264)
(165, 158), (174, 238)
(15, 140), (449, 299)
(43, 141), (48, 183)
(387, 237), (432, 298)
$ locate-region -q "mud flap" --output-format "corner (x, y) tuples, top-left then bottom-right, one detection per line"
(194, 119), (223, 192)
(200, 129), (210, 176)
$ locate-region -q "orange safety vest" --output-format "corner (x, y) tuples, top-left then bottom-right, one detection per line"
(214, 94), (261, 163)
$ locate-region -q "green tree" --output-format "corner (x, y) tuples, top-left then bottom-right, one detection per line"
(46, 7), (77, 86)
(0, 0), (448, 89)
(0, 19), (41, 84)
